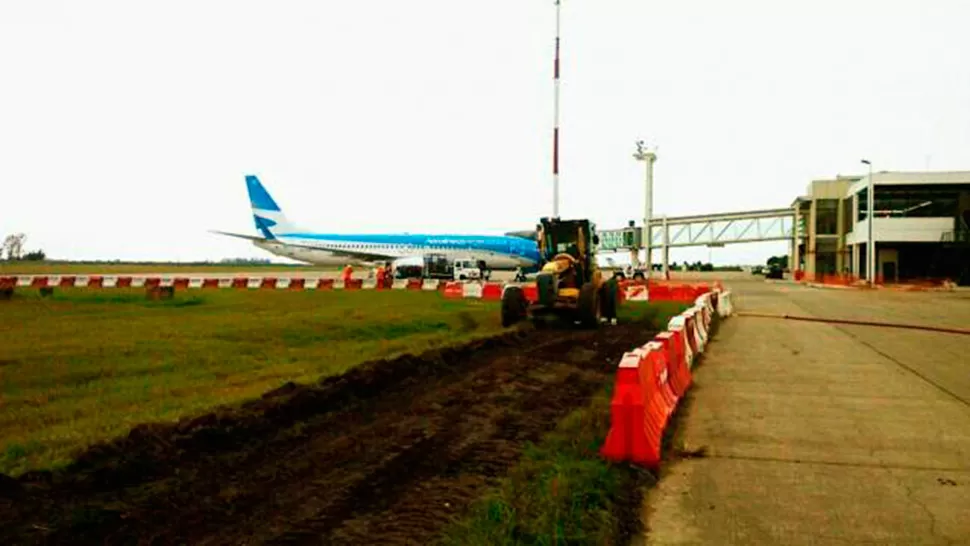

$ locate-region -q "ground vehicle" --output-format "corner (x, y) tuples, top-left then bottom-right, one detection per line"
(501, 217), (618, 328)
(394, 254), (482, 281)
(611, 265), (647, 281)
(452, 258), (482, 281)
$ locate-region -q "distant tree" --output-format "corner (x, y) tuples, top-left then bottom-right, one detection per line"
(2, 233), (26, 260)
(767, 255), (789, 269)
(700, 262), (714, 272)
(23, 250), (46, 261)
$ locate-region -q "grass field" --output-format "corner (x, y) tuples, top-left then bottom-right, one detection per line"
(0, 261), (334, 275)
(0, 288), (502, 476)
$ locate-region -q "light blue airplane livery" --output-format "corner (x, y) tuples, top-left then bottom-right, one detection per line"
(213, 175), (542, 270)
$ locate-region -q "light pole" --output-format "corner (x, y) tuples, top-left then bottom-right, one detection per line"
(633, 140), (657, 277)
(861, 159), (874, 285)
(551, 0), (562, 218)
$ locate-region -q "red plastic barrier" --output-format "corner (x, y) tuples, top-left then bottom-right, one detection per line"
(406, 278), (423, 290)
(260, 278), (278, 289)
(87, 276), (104, 288)
(644, 344), (679, 418)
(59, 276), (77, 288)
(653, 332), (692, 397)
(202, 278), (220, 289)
(481, 282), (503, 300)
(521, 284), (538, 303)
(443, 281), (463, 299)
(317, 278), (335, 290)
(29, 276), (48, 288)
(288, 278), (305, 290)
(683, 314), (699, 357)
(231, 278), (248, 289)
(173, 278), (189, 289)
(0, 276), (15, 289)
(344, 279), (363, 290)
(117, 277), (133, 288)
(648, 284), (673, 300)
(600, 352), (659, 468)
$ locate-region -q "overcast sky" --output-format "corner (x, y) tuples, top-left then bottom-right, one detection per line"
(2, 0), (969, 264)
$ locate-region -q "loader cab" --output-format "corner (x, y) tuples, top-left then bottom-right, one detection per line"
(536, 217), (600, 285)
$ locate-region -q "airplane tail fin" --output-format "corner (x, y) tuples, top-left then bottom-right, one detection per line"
(245, 175), (298, 239)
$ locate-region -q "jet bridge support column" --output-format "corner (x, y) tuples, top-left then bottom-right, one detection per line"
(661, 215), (670, 279)
(633, 142), (657, 279)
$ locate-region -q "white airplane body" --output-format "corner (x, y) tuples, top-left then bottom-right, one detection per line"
(214, 176), (542, 271)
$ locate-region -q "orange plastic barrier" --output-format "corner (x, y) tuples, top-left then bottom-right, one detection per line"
(648, 284), (673, 300)
(29, 276), (48, 288)
(443, 281), (464, 298)
(288, 278), (305, 290)
(644, 345), (679, 419)
(521, 284), (538, 303)
(481, 282), (504, 300)
(683, 314), (699, 357)
(653, 332), (692, 397)
(344, 279), (363, 290)
(87, 276), (104, 288)
(116, 277), (133, 288)
(259, 278), (278, 289)
(601, 343), (683, 470)
(406, 278), (423, 290)
(173, 278), (190, 289)
(600, 352), (658, 468)
(202, 278), (220, 289)
(317, 278), (335, 290)
(231, 278), (248, 289)
(144, 278), (161, 289)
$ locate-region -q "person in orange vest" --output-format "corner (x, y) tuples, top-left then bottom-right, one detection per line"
(342, 264), (353, 284)
(375, 264), (386, 289)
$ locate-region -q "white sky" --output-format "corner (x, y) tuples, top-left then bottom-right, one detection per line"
(2, 0), (969, 264)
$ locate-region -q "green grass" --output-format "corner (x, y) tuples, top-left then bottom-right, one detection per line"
(0, 262), (336, 275)
(0, 288), (501, 476)
(439, 302), (686, 546)
(439, 388), (631, 545)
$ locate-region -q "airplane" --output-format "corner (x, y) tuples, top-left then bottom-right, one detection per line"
(213, 175), (543, 271)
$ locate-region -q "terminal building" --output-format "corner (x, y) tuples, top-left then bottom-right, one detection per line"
(792, 171), (970, 284)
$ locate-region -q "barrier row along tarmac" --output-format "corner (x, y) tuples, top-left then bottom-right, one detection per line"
(600, 287), (734, 469)
(1, 276), (722, 304)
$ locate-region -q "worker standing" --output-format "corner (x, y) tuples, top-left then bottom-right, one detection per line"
(375, 264), (386, 289)
(342, 264), (353, 284)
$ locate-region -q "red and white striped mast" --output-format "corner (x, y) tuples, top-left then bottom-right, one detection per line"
(552, 0), (562, 218)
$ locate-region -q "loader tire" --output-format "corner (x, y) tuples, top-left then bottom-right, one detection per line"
(578, 282), (600, 328)
(501, 286), (527, 327)
(600, 278), (618, 320)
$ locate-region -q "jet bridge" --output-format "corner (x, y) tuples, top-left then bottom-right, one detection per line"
(597, 207), (799, 272)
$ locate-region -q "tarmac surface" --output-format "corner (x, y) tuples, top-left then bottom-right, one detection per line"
(640, 279), (970, 545)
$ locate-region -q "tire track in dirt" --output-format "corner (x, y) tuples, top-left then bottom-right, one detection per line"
(1, 323), (653, 545)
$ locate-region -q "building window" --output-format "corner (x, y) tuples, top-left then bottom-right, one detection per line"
(859, 185), (960, 220)
(816, 199), (839, 235)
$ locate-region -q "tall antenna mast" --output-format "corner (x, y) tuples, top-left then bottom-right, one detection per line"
(552, 0), (562, 218)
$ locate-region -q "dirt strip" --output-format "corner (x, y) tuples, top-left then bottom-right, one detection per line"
(0, 323), (656, 545)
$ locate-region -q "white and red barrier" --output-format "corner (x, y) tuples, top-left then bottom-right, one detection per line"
(601, 284), (731, 470)
(1, 275), (736, 321)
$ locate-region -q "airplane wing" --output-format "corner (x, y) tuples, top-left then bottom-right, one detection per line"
(292, 241), (397, 262)
(210, 230), (266, 242)
(505, 229), (538, 240)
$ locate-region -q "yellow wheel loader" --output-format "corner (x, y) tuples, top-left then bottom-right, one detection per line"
(501, 217), (619, 328)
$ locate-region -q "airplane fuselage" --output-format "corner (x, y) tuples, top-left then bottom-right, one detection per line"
(254, 232), (540, 270)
